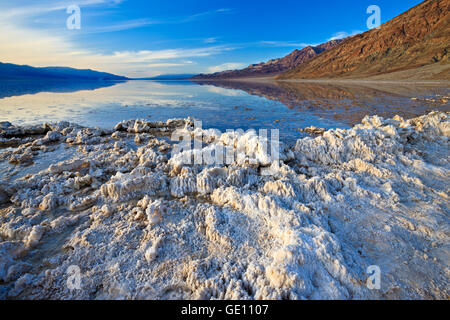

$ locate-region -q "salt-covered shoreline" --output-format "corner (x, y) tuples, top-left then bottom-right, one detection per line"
(0, 111), (448, 299)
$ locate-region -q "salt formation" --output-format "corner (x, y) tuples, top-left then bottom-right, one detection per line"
(0, 112), (448, 300)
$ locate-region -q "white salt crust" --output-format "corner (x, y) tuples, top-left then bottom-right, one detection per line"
(0, 112), (448, 300)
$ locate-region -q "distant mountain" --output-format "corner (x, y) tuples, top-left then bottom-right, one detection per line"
(191, 39), (344, 79)
(136, 74), (197, 80)
(0, 62), (128, 80)
(278, 0), (450, 80)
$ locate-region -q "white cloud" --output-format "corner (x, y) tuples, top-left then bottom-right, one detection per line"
(0, 0), (125, 19)
(207, 62), (245, 73)
(80, 8), (233, 33)
(0, 2), (241, 77)
(147, 61), (194, 68)
(81, 18), (159, 34)
(111, 46), (230, 63)
(182, 8), (232, 23)
(0, 20), (231, 77)
(328, 30), (362, 41)
(204, 37), (218, 44)
(207, 86), (244, 96)
(0, 1), (233, 78)
(259, 41), (315, 48)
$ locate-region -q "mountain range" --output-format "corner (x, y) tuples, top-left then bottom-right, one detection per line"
(279, 0), (449, 80)
(193, 0), (449, 81)
(191, 40), (343, 79)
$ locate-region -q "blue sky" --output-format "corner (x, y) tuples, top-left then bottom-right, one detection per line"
(0, 0), (424, 77)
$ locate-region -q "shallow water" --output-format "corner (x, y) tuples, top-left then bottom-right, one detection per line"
(0, 79), (449, 143)
(0, 143), (76, 182)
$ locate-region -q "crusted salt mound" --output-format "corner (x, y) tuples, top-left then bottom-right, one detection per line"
(0, 112), (448, 300)
(114, 118), (194, 135)
(294, 112), (449, 167)
(101, 169), (169, 201)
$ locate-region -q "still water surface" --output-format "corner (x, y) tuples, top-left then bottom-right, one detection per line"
(0, 79), (448, 143)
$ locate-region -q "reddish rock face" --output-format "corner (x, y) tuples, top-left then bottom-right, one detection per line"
(278, 0), (450, 80)
(191, 40), (343, 79)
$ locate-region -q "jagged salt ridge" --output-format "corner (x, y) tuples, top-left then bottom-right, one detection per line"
(0, 112), (448, 299)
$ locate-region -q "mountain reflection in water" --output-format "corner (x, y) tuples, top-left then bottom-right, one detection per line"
(0, 79), (125, 99)
(193, 79), (450, 126)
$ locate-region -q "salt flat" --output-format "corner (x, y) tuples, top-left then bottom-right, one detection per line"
(0, 111), (448, 299)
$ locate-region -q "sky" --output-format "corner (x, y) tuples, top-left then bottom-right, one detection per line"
(0, 0), (424, 78)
